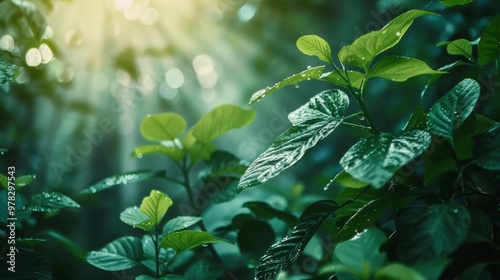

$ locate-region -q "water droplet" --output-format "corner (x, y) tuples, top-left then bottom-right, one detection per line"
(361, 57), (365, 60)
(147, 114), (152, 117)
(202, 244), (208, 247)
(396, 31), (402, 36)
(451, 208), (459, 214)
(359, 115), (365, 121)
(306, 65), (312, 69)
(137, 153), (143, 159)
(294, 83), (300, 89)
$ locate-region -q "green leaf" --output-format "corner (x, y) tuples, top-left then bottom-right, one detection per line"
(374, 263), (425, 280)
(133, 144), (185, 162)
(478, 15), (500, 65)
(403, 105), (427, 131)
(45, 230), (86, 261)
(475, 147), (500, 170)
(81, 170), (166, 194)
(427, 78), (480, 143)
(160, 230), (234, 253)
(255, 200), (340, 280)
(412, 259), (451, 280)
(0, 174), (7, 189)
(340, 130), (431, 188)
(439, 0), (474, 7)
(334, 187), (387, 220)
(237, 220), (275, 262)
(14, 175), (37, 190)
(140, 113), (186, 141)
(137, 275), (180, 280)
(249, 66), (325, 105)
(119, 206), (154, 231)
(339, 10), (438, 69)
(28, 192), (80, 212)
(86, 236), (143, 271)
(140, 190), (173, 225)
(296, 35), (332, 63)
(163, 216), (202, 234)
(338, 189), (432, 241)
(141, 235), (173, 270)
(367, 56), (445, 82)
(0, 191), (31, 224)
(444, 39), (473, 59)
(185, 260), (225, 280)
(16, 238), (47, 246)
(333, 228), (387, 279)
(192, 104), (256, 143)
(424, 140), (457, 183)
(320, 70), (365, 89)
(331, 170), (369, 189)
(0, 60), (20, 93)
(239, 89), (349, 189)
(243, 201), (298, 227)
(396, 203), (471, 263)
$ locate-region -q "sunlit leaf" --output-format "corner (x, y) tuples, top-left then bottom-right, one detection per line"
(140, 190), (173, 225)
(478, 15), (500, 65)
(243, 201), (298, 227)
(132, 144), (185, 162)
(249, 66), (325, 105)
(0, 174), (8, 190)
(14, 174), (37, 190)
(163, 216), (202, 234)
(239, 89), (349, 189)
(374, 263), (425, 280)
(396, 203), (471, 263)
(427, 79), (480, 143)
(0, 60), (20, 93)
(160, 230), (234, 253)
(340, 130), (431, 188)
(192, 104), (256, 143)
(119, 206), (154, 231)
(339, 10), (437, 69)
(86, 237), (143, 271)
(367, 56), (445, 82)
(255, 200), (340, 279)
(442, 39), (473, 59)
(296, 34), (332, 63)
(438, 0), (474, 7)
(140, 113), (186, 141)
(81, 170), (166, 194)
(333, 228), (387, 279)
(330, 170), (369, 189)
(320, 70), (364, 89)
(28, 192), (80, 212)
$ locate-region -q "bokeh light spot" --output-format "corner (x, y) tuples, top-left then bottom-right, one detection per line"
(115, 0), (133, 10)
(39, 43), (54, 64)
(165, 68), (184, 89)
(64, 29), (83, 47)
(26, 48), (42, 67)
(0, 35), (15, 52)
(238, 4), (256, 22)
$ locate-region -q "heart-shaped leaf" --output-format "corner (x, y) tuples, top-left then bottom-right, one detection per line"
(396, 203), (471, 263)
(239, 89), (349, 189)
(340, 130), (431, 188)
(339, 10), (437, 70)
(28, 192), (80, 212)
(81, 170), (166, 194)
(120, 206), (154, 231)
(296, 34), (332, 63)
(441, 39), (473, 59)
(478, 15), (500, 65)
(367, 56), (445, 82)
(192, 104), (256, 143)
(427, 78), (480, 143)
(140, 190), (173, 225)
(255, 200), (340, 280)
(86, 237), (143, 271)
(160, 230), (234, 253)
(140, 113), (186, 141)
(249, 66), (325, 105)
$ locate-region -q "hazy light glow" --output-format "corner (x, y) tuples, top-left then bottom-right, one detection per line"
(115, 0), (132, 10)
(140, 7), (159, 25)
(238, 4), (256, 22)
(26, 48), (42, 67)
(193, 54), (214, 76)
(0, 35), (15, 52)
(39, 43), (54, 64)
(165, 68), (184, 89)
(64, 29), (83, 47)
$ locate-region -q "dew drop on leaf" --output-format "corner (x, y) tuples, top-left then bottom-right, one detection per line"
(396, 31), (402, 36)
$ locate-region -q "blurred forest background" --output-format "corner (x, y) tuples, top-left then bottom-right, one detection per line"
(1, 0), (499, 279)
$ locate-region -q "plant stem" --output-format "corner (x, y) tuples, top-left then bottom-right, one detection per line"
(154, 226), (160, 277)
(341, 121), (372, 131)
